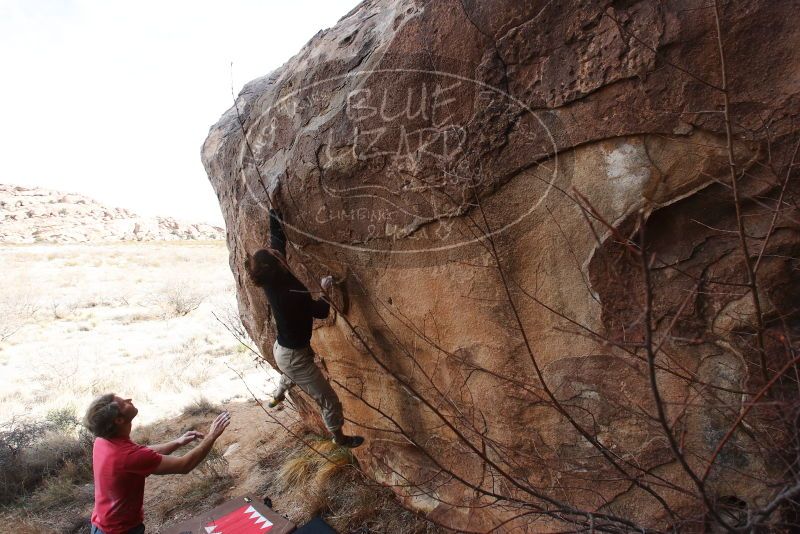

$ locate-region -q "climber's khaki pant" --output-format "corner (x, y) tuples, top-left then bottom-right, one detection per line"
(272, 340), (344, 432)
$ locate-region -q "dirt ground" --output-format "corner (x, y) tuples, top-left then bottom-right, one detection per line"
(0, 241), (442, 533)
(3, 399), (441, 533)
(138, 399), (297, 531)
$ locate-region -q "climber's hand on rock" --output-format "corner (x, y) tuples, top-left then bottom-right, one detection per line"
(321, 275), (334, 292)
(268, 176), (281, 205)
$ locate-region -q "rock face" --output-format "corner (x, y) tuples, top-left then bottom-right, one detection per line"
(203, 0), (800, 530)
(0, 185), (224, 243)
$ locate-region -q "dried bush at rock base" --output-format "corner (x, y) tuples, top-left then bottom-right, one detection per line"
(0, 411), (92, 506)
(259, 433), (442, 534)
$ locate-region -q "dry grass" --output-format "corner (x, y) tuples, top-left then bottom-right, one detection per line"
(256, 431), (443, 534)
(0, 294), (38, 342)
(159, 281), (207, 318)
(27, 459), (92, 513)
(0, 241), (271, 428)
(276, 437), (354, 493)
(0, 410), (94, 533)
(1, 402), (442, 534)
(150, 457), (234, 526)
(1, 242), (442, 532)
(0, 411), (92, 506)
(322, 470), (443, 534)
(181, 397), (221, 418)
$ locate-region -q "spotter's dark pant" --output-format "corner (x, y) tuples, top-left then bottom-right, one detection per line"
(90, 524), (145, 534)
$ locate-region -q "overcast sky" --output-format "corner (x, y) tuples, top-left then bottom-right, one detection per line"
(0, 0), (361, 225)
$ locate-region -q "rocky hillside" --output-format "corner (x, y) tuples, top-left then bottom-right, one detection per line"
(0, 184), (224, 243)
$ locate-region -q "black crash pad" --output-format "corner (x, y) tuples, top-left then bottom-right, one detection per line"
(293, 516), (336, 534)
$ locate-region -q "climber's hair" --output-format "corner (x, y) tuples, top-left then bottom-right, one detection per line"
(245, 249), (283, 288)
(83, 393), (121, 439)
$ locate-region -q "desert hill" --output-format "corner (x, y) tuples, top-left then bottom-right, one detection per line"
(0, 184), (224, 243)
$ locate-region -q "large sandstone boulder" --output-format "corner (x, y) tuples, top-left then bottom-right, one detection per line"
(203, 0), (800, 530)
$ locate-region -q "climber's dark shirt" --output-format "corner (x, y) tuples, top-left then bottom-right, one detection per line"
(263, 209), (329, 349)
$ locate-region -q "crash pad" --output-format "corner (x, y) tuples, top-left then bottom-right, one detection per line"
(161, 495), (295, 534)
(293, 516), (335, 533)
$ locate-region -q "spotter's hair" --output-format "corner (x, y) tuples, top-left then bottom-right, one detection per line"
(82, 393), (120, 439)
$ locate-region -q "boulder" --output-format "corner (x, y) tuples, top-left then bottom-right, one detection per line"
(202, 0), (800, 530)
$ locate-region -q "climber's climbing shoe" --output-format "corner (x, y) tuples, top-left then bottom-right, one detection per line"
(267, 393), (285, 408)
(332, 434), (365, 449)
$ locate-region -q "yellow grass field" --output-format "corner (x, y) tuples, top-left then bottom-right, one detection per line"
(0, 240), (277, 426)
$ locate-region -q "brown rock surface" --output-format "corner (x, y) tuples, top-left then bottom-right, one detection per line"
(203, 1), (800, 530)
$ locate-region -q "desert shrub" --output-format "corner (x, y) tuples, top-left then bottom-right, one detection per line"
(45, 407), (81, 433)
(0, 412), (93, 505)
(130, 424), (155, 446)
(181, 398), (220, 418)
(49, 299), (80, 320)
(121, 312), (156, 324)
(0, 295), (38, 342)
(159, 282), (205, 317)
(194, 445), (229, 480)
(4, 457), (94, 533)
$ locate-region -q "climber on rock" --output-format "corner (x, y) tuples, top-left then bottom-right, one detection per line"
(245, 207), (364, 449)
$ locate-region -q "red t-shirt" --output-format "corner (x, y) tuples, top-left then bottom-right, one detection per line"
(91, 436), (163, 534)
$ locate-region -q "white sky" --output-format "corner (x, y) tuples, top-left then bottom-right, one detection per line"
(0, 0), (361, 225)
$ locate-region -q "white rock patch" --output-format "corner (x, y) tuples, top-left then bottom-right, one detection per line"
(603, 142), (651, 214)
